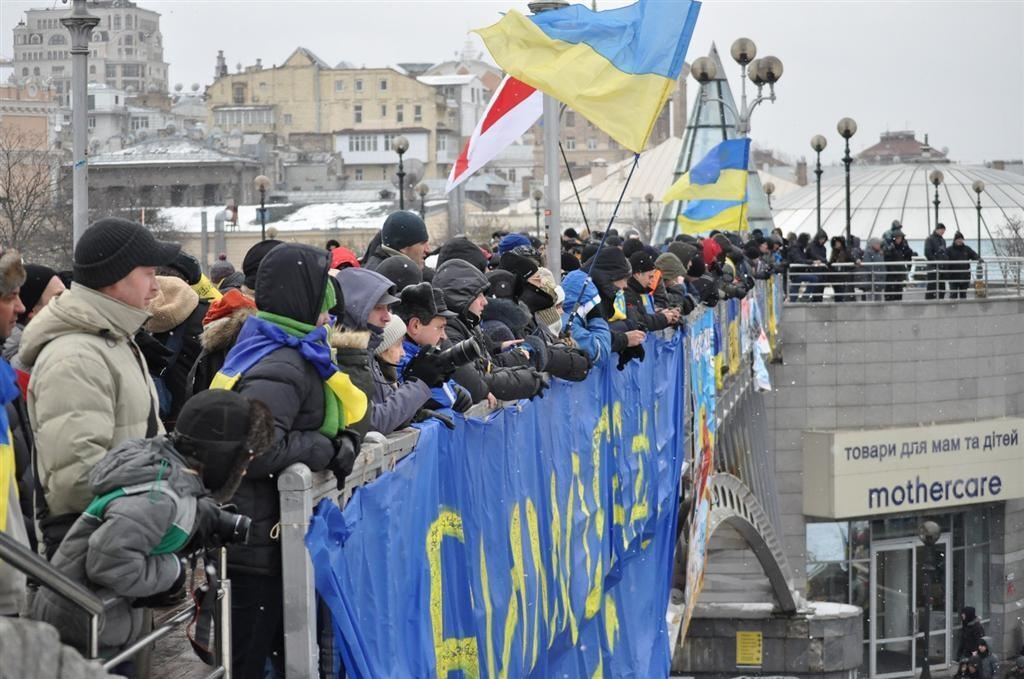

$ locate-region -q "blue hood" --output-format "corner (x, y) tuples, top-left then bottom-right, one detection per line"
(561, 270), (601, 320)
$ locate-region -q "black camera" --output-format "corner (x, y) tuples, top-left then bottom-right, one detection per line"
(196, 499), (252, 547)
(433, 338), (482, 372)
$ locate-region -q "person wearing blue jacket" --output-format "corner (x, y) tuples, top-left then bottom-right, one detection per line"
(560, 270), (612, 366)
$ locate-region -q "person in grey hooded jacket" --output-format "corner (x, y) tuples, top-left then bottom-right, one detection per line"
(336, 267), (435, 435)
(29, 390), (272, 662)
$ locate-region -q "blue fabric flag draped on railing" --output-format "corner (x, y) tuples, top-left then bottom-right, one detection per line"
(306, 333), (687, 678)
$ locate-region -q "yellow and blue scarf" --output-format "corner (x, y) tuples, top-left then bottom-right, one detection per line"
(0, 360), (20, 532)
(211, 312), (367, 436)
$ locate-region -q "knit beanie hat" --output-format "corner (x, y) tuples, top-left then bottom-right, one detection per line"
(622, 238), (645, 259)
(561, 251), (580, 273)
(499, 251), (539, 282)
(146, 276), (200, 334)
(655, 253), (686, 282)
(486, 270), (517, 300)
(375, 254), (423, 292)
(498, 233), (531, 255)
(437, 237), (489, 272)
(17, 263), (56, 324)
(242, 239), (282, 290)
(209, 255), (235, 284)
(73, 218), (180, 290)
(381, 211), (429, 251)
(954, 231), (965, 242)
(629, 250), (656, 273)
(374, 314), (407, 356)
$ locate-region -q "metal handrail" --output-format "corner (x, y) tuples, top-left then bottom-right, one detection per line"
(0, 531), (230, 677)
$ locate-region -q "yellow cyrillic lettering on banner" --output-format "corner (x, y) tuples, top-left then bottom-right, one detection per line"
(426, 509), (480, 678)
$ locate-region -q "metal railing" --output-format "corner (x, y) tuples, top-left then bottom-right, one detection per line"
(784, 256), (1024, 304)
(276, 278), (784, 678)
(0, 531), (231, 677)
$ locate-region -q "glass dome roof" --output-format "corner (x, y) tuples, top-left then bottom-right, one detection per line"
(770, 164), (1024, 249)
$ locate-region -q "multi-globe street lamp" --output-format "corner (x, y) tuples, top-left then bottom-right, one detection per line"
(689, 38), (784, 137)
(416, 183), (429, 219)
(972, 180), (986, 254)
(253, 175), (271, 241)
(532, 189), (544, 239)
(810, 135), (828, 231)
(837, 117), (858, 241)
(394, 135), (410, 210)
(930, 169), (944, 229)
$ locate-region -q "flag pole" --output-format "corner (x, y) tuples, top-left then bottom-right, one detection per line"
(558, 141), (592, 238)
(543, 92), (562, 275)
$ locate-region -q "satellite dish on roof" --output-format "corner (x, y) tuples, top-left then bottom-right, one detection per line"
(392, 158), (425, 191)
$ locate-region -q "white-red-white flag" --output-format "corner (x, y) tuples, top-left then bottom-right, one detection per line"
(445, 75), (543, 194)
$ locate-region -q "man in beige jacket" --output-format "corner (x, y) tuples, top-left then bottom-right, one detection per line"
(19, 218), (179, 557)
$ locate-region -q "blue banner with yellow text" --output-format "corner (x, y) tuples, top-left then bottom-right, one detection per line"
(307, 333), (687, 678)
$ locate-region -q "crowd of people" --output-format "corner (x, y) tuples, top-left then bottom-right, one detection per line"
(781, 219), (982, 303)
(0, 208), (997, 677)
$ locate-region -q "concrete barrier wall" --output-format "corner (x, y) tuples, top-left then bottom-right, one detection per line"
(766, 297), (1024, 655)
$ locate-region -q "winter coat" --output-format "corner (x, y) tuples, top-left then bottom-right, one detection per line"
(978, 649), (998, 679)
(623, 277), (672, 331)
(337, 267), (433, 434)
(433, 260), (543, 403)
(807, 233), (829, 264)
(30, 438), (200, 654)
(2, 324), (30, 398)
(187, 305), (255, 398)
(924, 231), (949, 261)
(946, 243), (979, 281)
(561, 271), (612, 365)
(0, 360), (28, 616)
(883, 239), (915, 274)
(0, 617), (118, 679)
(145, 276), (207, 427)
(957, 613), (985, 658)
(364, 243), (406, 272)
(225, 245), (370, 576)
(481, 298), (530, 344)
(20, 285), (162, 518)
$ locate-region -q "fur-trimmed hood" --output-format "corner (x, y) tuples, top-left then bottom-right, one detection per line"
(0, 248), (26, 297)
(200, 307), (254, 353)
(330, 328), (371, 351)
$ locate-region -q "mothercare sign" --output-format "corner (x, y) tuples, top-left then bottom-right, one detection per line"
(803, 418), (1024, 518)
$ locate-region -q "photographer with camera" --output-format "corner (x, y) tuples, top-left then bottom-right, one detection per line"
(29, 390), (272, 668)
(393, 283), (475, 416)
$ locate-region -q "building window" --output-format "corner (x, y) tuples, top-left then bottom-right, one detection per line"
(566, 137), (576, 150)
(414, 104), (422, 123)
(354, 104), (362, 123)
(89, 64), (95, 75)
(587, 138), (597, 150)
(379, 78), (388, 91)
(122, 63), (140, 77)
(113, 15), (121, 30)
(21, 68), (28, 76)
(379, 104), (387, 118)
(334, 79), (344, 92)
(436, 135), (447, 152)
(131, 117), (149, 130)
(354, 168), (363, 180)
(608, 138), (619, 150)
(348, 135), (378, 152)
(48, 34), (66, 45)
(383, 134), (395, 151)
(396, 104), (403, 123)
(232, 83), (245, 105)
(283, 113), (293, 125)
(566, 111), (576, 127)
(87, 116), (96, 129)
(354, 79), (363, 92)
(508, 168), (516, 183)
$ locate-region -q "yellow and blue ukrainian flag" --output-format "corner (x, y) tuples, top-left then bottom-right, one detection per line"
(664, 138), (752, 234)
(476, 0), (701, 153)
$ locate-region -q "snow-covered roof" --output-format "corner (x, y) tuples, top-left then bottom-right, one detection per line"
(160, 201), (391, 233)
(90, 139), (259, 166)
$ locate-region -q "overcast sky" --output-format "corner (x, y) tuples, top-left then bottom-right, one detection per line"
(2, 0), (1022, 165)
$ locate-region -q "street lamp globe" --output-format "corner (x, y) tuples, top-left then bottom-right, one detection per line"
(253, 175), (271, 193)
(730, 37), (757, 66)
(811, 135), (828, 153)
(416, 183), (429, 198)
(930, 169), (944, 186)
(746, 59), (766, 87)
(757, 56), (784, 84)
(690, 56), (717, 84)
(644, 192), (654, 204)
(532, 189), (544, 202)
(394, 135), (409, 155)
(837, 117), (858, 139)
(918, 520), (941, 546)
(764, 182), (775, 197)
(973, 179), (985, 195)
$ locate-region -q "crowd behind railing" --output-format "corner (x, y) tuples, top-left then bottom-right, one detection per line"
(0, 211), (784, 677)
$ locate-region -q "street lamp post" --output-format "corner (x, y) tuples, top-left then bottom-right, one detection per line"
(61, 0), (99, 248)
(254, 175), (270, 241)
(764, 182), (775, 210)
(644, 193), (654, 235)
(972, 180), (985, 254)
(416, 183), (429, 219)
(810, 135), (827, 231)
(930, 170), (944, 229)
(394, 135), (409, 210)
(918, 521), (941, 679)
(532, 189), (543, 240)
(837, 118), (857, 242)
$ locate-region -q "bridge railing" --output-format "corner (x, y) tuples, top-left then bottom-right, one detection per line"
(276, 277), (784, 678)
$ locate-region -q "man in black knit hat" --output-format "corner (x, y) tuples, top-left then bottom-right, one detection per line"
(19, 217), (180, 556)
(364, 211), (431, 271)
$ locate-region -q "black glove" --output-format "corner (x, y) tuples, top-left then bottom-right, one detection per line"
(328, 431), (361, 489)
(133, 558), (187, 608)
(681, 294), (696, 316)
(522, 335), (549, 371)
(413, 408), (455, 430)
(452, 384), (474, 413)
(616, 344), (645, 371)
(531, 372), (551, 399)
(170, 251), (203, 285)
(403, 350), (452, 387)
